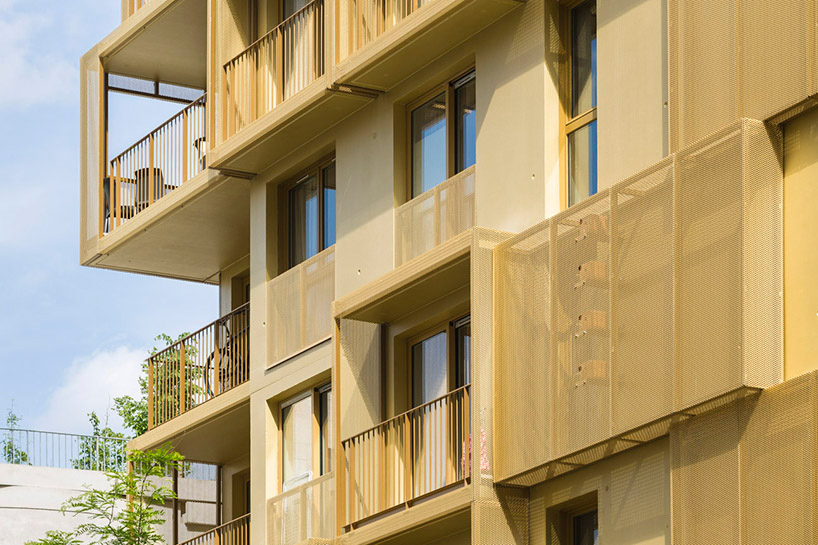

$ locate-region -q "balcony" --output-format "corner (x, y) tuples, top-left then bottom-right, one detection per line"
(104, 95), (207, 236)
(148, 303), (250, 430)
(493, 119), (783, 486)
(333, 0), (522, 90)
(268, 473), (334, 545)
(0, 428), (128, 471)
(123, 0), (151, 19)
(395, 166), (474, 266)
(268, 247), (335, 366)
(211, 0), (375, 174)
(341, 385), (470, 528)
(179, 514), (250, 545)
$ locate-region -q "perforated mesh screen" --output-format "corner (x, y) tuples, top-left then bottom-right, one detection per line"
(395, 166), (475, 266)
(669, 0), (818, 150)
(268, 247), (334, 365)
(108, 73), (204, 103)
(671, 372), (817, 543)
(494, 119), (782, 485)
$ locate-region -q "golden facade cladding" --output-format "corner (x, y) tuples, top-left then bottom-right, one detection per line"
(493, 119), (783, 485)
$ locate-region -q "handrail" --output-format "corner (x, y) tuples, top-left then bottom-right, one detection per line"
(147, 303), (250, 429)
(0, 427), (128, 471)
(342, 383), (470, 445)
(224, 1), (322, 68)
(151, 302), (249, 361)
(103, 94), (208, 236)
(110, 94), (207, 162)
(178, 513), (250, 545)
(270, 471), (333, 501)
(221, 0), (325, 140)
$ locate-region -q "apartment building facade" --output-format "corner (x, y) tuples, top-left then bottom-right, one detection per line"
(80, 0), (818, 543)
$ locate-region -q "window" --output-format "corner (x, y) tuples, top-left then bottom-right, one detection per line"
(409, 71), (476, 198)
(565, 0), (597, 207)
(279, 384), (332, 493)
(409, 315), (472, 408)
(571, 509), (598, 545)
(288, 159), (336, 267)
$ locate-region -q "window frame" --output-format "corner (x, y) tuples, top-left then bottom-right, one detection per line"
(560, 0), (598, 210)
(280, 154), (336, 270)
(277, 382), (332, 494)
(406, 312), (471, 410)
(406, 68), (476, 200)
(545, 490), (599, 545)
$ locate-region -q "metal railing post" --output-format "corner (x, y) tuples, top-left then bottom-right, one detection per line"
(179, 341), (187, 417)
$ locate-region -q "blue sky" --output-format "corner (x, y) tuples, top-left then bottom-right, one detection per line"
(0, 0), (216, 435)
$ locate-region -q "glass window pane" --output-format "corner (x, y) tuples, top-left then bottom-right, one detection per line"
(572, 510), (599, 545)
(568, 120), (598, 206)
(412, 93), (447, 197)
(284, 0), (310, 18)
(290, 176), (319, 266)
(571, 0), (597, 117)
(455, 319), (471, 387)
(319, 388), (332, 475)
(281, 395), (313, 488)
(455, 74), (476, 172)
(411, 332), (448, 407)
(323, 163), (336, 249)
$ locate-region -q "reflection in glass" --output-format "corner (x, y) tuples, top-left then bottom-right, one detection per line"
(571, 0), (597, 117)
(281, 395), (313, 489)
(412, 93), (447, 197)
(455, 318), (471, 387)
(455, 74), (476, 172)
(290, 176), (319, 266)
(572, 510), (599, 545)
(284, 0), (310, 18)
(411, 332), (448, 407)
(319, 388), (332, 475)
(323, 163), (336, 249)
(568, 120), (598, 206)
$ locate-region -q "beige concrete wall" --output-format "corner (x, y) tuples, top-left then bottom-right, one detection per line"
(597, 0), (667, 185)
(783, 108), (818, 380)
(529, 438), (670, 545)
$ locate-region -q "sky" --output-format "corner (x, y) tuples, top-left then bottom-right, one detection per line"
(0, 0), (217, 436)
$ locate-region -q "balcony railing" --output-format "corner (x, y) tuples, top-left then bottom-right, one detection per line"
(0, 428), (128, 471)
(179, 514), (250, 545)
(268, 246), (335, 365)
(343, 0), (432, 57)
(268, 473), (334, 545)
(341, 385), (470, 527)
(103, 94), (207, 236)
(125, 0), (151, 17)
(395, 166), (475, 266)
(222, 0), (325, 140)
(148, 303), (250, 429)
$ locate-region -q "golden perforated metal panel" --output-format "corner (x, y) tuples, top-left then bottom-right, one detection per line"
(395, 167), (475, 266)
(268, 247), (335, 364)
(494, 119), (782, 485)
(671, 372), (817, 544)
(80, 48), (101, 248)
(670, 0), (818, 151)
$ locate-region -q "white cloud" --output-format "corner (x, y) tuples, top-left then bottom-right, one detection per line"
(32, 346), (146, 436)
(0, 0), (77, 107)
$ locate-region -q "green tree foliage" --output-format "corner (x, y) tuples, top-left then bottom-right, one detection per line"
(25, 444), (184, 545)
(114, 332), (199, 437)
(2, 404), (30, 464)
(71, 412), (127, 472)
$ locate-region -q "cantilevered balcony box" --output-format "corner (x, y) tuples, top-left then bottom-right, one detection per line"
(80, 0), (250, 282)
(333, 0), (523, 90)
(493, 119), (783, 486)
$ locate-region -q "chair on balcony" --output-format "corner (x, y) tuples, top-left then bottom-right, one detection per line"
(134, 167), (167, 212)
(193, 137), (207, 171)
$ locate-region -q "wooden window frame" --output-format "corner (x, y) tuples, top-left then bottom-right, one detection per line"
(405, 68), (476, 200)
(278, 382), (332, 494)
(559, 0), (598, 210)
(278, 154), (336, 270)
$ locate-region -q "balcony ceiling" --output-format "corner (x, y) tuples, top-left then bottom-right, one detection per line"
(104, 0), (207, 89)
(91, 171), (250, 284)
